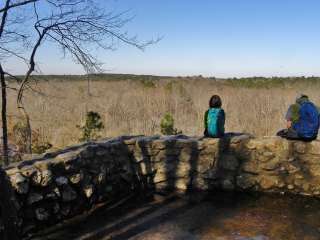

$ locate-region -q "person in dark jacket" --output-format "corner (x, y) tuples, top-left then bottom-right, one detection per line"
(277, 94), (320, 141)
(204, 95), (225, 138)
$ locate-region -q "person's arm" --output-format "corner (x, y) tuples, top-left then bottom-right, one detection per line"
(218, 109), (225, 136)
(285, 105), (293, 129)
(286, 104), (300, 129)
(204, 110), (209, 136)
(287, 120), (292, 129)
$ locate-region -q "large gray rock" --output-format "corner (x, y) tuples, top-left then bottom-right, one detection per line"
(11, 173), (29, 194)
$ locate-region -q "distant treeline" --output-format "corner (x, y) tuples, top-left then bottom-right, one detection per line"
(223, 76), (320, 88)
(7, 73), (320, 88)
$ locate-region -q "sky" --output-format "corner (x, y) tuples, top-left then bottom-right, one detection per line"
(8, 0), (320, 77)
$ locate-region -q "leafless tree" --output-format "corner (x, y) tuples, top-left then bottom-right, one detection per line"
(0, 0), (158, 165)
(0, 1), (157, 238)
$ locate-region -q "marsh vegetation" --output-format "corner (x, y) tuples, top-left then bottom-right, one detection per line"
(4, 74), (320, 152)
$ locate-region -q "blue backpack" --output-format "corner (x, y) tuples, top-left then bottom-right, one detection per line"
(207, 108), (225, 137)
(293, 102), (320, 138)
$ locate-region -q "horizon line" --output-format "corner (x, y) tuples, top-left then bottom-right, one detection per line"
(12, 72), (320, 79)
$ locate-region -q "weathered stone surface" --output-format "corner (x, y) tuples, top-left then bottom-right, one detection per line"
(197, 155), (215, 173)
(241, 160), (260, 174)
(96, 170), (106, 183)
(259, 151), (275, 162)
(95, 148), (109, 157)
(229, 134), (252, 144)
(10, 173), (29, 194)
(163, 148), (181, 156)
(178, 148), (196, 162)
(61, 185), (77, 202)
(218, 154), (239, 171)
(173, 139), (198, 148)
(45, 191), (58, 200)
(261, 160), (281, 171)
(258, 176), (280, 190)
(199, 144), (219, 155)
(41, 170), (53, 186)
(138, 161), (153, 176)
(287, 184), (295, 190)
(222, 179), (235, 190)
(69, 172), (83, 184)
(151, 140), (167, 150)
(308, 141), (320, 155)
(35, 208), (50, 221)
(56, 150), (80, 162)
(31, 170), (42, 185)
(83, 185), (94, 198)
(3, 135), (320, 237)
(80, 145), (97, 159)
(123, 137), (138, 145)
(19, 165), (37, 177)
(55, 176), (68, 186)
(236, 174), (256, 189)
(27, 193), (43, 205)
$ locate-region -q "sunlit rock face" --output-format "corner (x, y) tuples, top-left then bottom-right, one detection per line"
(130, 134), (320, 197)
(2, 134), (320, 235)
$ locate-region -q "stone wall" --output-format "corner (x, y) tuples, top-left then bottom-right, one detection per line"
(2, 134), (320, 236)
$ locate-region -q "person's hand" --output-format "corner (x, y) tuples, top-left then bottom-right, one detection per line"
(287, 121), (292, 129)
(204, 129), (208, 137)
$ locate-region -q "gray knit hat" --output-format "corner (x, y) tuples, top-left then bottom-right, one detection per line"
(296, 94), (309, 104)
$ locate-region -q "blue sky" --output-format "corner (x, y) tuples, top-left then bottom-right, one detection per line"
(13, 1), (320, 77)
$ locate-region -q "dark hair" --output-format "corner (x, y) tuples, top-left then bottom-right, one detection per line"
(209, 95), (222, 108)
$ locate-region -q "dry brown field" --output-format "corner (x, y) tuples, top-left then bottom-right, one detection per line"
(5, 75), (320, 149)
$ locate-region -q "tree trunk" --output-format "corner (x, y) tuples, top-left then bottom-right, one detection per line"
(0, 167), (20, 240)
(18, 105), (32, 154)
(0, 65), (9, 166)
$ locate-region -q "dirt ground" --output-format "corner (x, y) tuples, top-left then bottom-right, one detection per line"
(30, 192), (320, 240)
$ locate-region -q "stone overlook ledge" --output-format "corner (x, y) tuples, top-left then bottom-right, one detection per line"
(2, 133), (320, 236)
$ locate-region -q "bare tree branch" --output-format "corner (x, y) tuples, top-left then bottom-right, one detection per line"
(0, 46), (28, 63)
(17, 26), (48, 104)
(0, 0), (11, 37)
(0, 0), (39, 13)
(1, 1), (161, 238)
(1, 0), (159, 160)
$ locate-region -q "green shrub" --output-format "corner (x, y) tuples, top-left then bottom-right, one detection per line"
(77, 111), (104, 142)
(160, 113), (181, 135)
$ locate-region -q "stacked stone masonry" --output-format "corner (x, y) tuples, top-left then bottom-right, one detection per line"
(2, 134), (320, 236)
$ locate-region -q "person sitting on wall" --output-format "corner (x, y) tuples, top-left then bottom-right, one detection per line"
(204, 95), (225, 138)
(277, 94), (320, 141)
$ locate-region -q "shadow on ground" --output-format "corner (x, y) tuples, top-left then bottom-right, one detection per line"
(30, 191), (320, 240)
